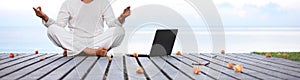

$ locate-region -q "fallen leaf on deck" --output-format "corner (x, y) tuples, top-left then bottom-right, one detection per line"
(136, 66), (144, 74)
(108, 57), (112, 61)
(283, 53), (288, 57)
(16, 53), (20, 56)
(35, 50), (39, 54)
(234, 64), (243, 72)
(176, 51), (181, 55)
(220, 50), (225, 54)
(193, 66), (201, 74)
(277, 52), (281, 56)
(40, 57), (45, 61)
(9, 53), (14, 58)
(133, 52), (138, 58)
(227, 62), (233, 69)
(265, 53), (271, 58)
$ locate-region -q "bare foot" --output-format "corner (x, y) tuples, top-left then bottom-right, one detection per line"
(63, 49), (67, 57)
(83, 47), (108, 57)
(96, 47), (108, 57)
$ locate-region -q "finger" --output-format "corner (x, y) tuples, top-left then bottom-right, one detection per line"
(102, 50), (106, 55)
(124, 11), (130, 16)
(33, 7), (38, 12)
(102, 50), (107, 57)
(124, 6), (130, 12)
(100, 47), (108, 50)
(99, 47), (104, 50)
(123, 9), (127, 13)
(103, 47), (108, 50)
(36, 10), (41, 14)
(127, 10), (131, 14)
(37, 6), (42, 11)
(125, 9), (129, 13)
(127, 6), (130, 9)
(39, 7), (42, 11)
(125, 8), (130, 11)
(101, 47), (105, 50)
(103, 50), (108, 56)
(123, 10), (130, 15)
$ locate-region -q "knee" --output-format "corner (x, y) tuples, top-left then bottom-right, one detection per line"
(47, 25), (64, 35)
(112, 27), (125, 37)
(47, 25), (57, 34)
(110, 27), (125, 47)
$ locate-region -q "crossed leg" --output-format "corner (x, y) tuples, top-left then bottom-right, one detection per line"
(47, 25), (125, 56)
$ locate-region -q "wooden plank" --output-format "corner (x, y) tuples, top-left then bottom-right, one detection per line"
(185, 54), (260, 80)
(138, 57), (169, 80)
(0, 57), (10, 61)
(0, 53), (8, 58)
(161, 56), (215, 80)
(1, 53), (298, 80)
(0, 53), (7, 56)
(210, 53), (300, 80)
(231, 54), (300, 72)
(0, 54), (61, 80)
(172, 55), (237, 80)
(200, 53), (281, 80)
(0, 53), (56, 78)
(184, 54), (244, 80)
(106, 56), (124, 80)
(150, 56), (191, 80)
(41, 56), (86, 80)
(229, 54), (300, 74)
(0, 53), (45, 70)
(125, 56), (146, 80)
(0, 53), (31, 61)
(20, 56), (73, 80)
(84, 57), (109, 80)
(0, 54), (35, 65)
(248, 53), (300, 66)
(223, 53), (300, 78)
(63, 56), (98, 79)
(0, 53), (9, 57)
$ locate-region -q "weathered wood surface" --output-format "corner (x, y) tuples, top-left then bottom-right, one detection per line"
(0, 53), (299, 80)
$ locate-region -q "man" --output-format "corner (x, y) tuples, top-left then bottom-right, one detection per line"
(33, 0), (130, 56)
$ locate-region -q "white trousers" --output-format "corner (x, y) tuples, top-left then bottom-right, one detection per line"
(47, 25), (125, 56)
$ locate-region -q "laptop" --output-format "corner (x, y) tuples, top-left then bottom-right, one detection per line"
(127, 29), (178, 57)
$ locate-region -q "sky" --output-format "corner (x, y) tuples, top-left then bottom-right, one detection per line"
(0, 0), (299, 54)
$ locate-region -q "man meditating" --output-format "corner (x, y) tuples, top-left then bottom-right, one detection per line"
(33, 0), (130, 56)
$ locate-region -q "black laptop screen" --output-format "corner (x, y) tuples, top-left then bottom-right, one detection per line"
(149, 29), (178, 56)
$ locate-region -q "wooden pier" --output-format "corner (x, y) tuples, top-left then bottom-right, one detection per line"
(0, 53), (299, 80)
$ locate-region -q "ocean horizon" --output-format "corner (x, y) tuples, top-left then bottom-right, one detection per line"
(1, 26), (299, 54)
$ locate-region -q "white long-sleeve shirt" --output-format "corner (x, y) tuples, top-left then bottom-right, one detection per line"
(43, 0), (121, 36)
(43, 0), (122, 55)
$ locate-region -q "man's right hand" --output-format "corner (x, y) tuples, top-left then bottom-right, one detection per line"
(33, 6), (49, 22)
(96, 47), (108, 57)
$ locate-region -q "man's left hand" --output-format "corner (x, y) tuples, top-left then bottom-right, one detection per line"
(118, 6), (131, 24)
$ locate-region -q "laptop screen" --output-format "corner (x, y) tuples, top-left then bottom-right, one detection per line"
(149, 29), (178, 56)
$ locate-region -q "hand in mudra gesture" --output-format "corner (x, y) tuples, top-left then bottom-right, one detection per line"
(121, 6), (131, 18)
(118, 6), (131, 24)
(33, 6), (49, 22)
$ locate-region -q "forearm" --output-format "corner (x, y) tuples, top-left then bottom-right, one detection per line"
(41, 15), (49, 22)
